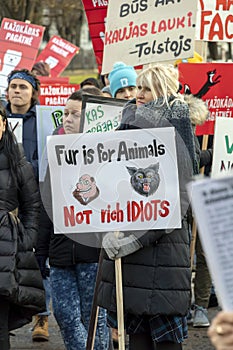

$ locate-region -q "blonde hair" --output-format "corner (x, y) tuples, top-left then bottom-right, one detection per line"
(136, 64), (184, 106)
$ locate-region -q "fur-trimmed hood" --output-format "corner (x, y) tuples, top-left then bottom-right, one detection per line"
(184, 94), (209, 126)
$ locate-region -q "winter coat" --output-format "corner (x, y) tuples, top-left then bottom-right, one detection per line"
(0, 143), (45, 330)
(98, 96), (197, 317)
(6, 103), (38, 181)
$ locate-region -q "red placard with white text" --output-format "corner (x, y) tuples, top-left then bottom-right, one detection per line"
(82, 0), (108, 73)
(39, 83), (79, 106)
(0, 18), (45, 93)
(178, 63), (233, 136)
(36, 35), (79, 77)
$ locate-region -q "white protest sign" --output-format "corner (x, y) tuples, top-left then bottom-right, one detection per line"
(102, 0), (198, 74)
(80, 94), (126, 133)
(212, 117), (233, 178)
(196, 0), (233, 41)
(47, 127), (181, 234)
(8, 118), (23, 143)
(36, 105), (64, 182)
(188, 176), (233, 311)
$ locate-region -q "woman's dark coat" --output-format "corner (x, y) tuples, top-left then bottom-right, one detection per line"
(0, 144), (45, 330)
(98, 97), (198, 317)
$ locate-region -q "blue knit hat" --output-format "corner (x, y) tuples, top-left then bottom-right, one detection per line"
(109, 62), (137, 97)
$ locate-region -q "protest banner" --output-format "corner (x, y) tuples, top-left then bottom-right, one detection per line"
(0, 18), (45, 94)
(81, 0), (108, 73)
(101, 0), (198, 74)
(39, 82), (79, 106)
(188, 175), (233, 311)
(47, 127), (181, 234)
(35, 35), (79, 77)
(36, 105), (64, 182)
(178, 62), (233, 136)
(211, 117), (233, 178)
(80, 94), (126, 133)
(196, 0), (233, 41)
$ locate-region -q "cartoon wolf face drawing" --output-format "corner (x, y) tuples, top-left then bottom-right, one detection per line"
(126, 163), (160, 197)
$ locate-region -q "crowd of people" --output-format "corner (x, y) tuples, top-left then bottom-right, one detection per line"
(0, 58), (229, 350)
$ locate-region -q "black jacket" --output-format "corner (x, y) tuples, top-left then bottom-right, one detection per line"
(98, 97), (196, 317)
(0, 145), (45, 330)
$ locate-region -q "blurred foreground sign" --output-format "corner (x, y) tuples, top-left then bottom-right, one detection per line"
(188, 176), (233, 311)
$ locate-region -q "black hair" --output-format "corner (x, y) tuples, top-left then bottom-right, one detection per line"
(0, 102), (21, 186)
(68, 87), (104, 102)
(80, 77), (101, 89)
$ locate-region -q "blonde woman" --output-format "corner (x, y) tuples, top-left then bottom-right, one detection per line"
(99, 64), (198, 350)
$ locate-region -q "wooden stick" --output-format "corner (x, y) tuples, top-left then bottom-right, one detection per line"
(115, 256), (125, 350)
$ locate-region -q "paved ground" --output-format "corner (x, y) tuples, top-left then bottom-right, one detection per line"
(10, 306), (220, 350)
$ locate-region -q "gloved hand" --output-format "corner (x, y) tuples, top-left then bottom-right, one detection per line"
(102, 232), (142, 260)
(35, 255), (49, 279)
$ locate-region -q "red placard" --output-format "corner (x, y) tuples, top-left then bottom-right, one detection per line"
(36, 35), (79, 77)
(39, 83), (79, 106)
(178, 63), (233, 136)
(82, 0), (108, 73)
(0, 18), (45, 93)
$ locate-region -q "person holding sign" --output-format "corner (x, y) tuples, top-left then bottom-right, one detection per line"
(109, 62), (137, 100)
(38, 89), (109, 350)
(0, 102), (45, 350)
(99, 63), (198, 350)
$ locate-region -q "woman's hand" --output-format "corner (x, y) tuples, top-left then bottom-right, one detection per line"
(208, 311), (233, 350)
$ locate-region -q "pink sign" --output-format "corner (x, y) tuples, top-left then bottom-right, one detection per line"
(36, 35), (79, 77)
(0, 18), (45, 93)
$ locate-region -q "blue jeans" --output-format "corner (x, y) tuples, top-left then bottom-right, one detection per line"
(50, 264), (109, 350)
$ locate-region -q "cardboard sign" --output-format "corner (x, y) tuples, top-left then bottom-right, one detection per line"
(82, 0), (108, 73)
(188, 175), (233, 311)
(47, 127), (181, 234)
(36, 105), (64, 182)
(196, 0), (233, 41)
(80, 94), (126, 133)
(211, 117), (233, 178)
(178, 62), (233, 135)
(102, 0), (198, 74)
(39, 83), (79, 106)
(36, 35), (79, 77)
(8, 118), (23, 143)
(0, 18), (45, 94)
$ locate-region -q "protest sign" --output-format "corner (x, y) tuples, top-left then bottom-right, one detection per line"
(178, 62), (233, 135)
(36, 105), (64, 182)
(102, 0), (198, 74)
(8, 118), (23, 143)
(211, 117), (233, 178)
(0, 18), (45, 94)
(80, 94), (126, 133)
(36, 35), (79, 77)
(47, 127), (181, 234)
(81, 0), (108, 73)
(196, 0), (233, 41)
(39, 83), (79, 106)
(188, 175), (233, 311)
